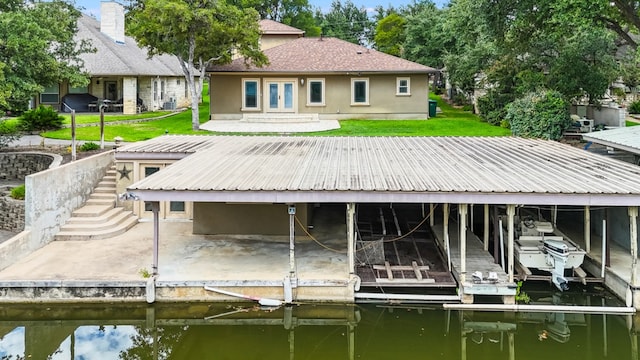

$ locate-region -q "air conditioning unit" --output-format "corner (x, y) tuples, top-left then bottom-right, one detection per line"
(579, 119), (594, 133)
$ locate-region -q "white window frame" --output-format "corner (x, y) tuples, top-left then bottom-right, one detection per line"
(306, 78), (325, 106)
(396, 77), (411, 96)
(351, 78), (369, 106)
(242, 78), (261, 111)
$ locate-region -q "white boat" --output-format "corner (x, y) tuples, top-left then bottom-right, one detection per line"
(514, 221), (586, 291)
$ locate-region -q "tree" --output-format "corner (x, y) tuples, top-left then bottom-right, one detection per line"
(127, 0), (268, 131)
(228, 0), (320, 36)
(403, 1), (451, 69)
(316, 0), (373, 45)
(0, 0), (91, 113)
(374, 13), (406, 56)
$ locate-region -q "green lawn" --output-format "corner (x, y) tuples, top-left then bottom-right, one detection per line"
(42, 93), (511, 141)
(60, 110), (173, 125)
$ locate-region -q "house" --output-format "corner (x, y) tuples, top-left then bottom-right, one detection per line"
(35, 1), (191, 114)
(207, 24), (437, 122)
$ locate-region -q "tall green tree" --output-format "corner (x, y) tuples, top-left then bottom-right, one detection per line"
(316, 0), (373, 45)
(0, 0), (91, 112)
(127, 0), (268, 131)
(374, 13), (406, 56)
(228, 0), (320, 36)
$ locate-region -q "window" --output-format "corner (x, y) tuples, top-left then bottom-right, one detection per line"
(153, 81), (158, 101)
(144, 167), (160, 212)
(307, 79), (325, 106)
(68, 85), (88, 94)
(242, 79), (260, 110)
(397, 77), (410, 96)
(40, 84), (59, 103)
(351, 78), (369, 105)
(170, 201), (185, 212)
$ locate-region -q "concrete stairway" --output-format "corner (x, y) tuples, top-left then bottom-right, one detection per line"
(55, 165), (138, 241)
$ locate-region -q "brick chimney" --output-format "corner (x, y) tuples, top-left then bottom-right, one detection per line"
(100, 1), (125, 44)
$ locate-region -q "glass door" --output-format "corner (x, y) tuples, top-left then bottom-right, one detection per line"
(266, 80), (295, 112)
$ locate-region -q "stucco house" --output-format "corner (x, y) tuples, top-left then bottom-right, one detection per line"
(35, 2), (191, 114)
(208, 25), (437, 121)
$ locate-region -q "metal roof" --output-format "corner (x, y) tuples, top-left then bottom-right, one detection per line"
(125, 135), (640, 206)
(116, 135), (217, 160)
(583, 126), (640, 155)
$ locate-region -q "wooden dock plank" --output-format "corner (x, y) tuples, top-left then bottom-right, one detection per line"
(412, 261), (423, 280)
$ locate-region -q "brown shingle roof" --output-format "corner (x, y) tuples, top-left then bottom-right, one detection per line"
(208, 37), (436, 74)
(259, 19), (305, 35)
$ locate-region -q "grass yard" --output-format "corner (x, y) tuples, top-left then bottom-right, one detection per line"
(60, 110), (173, 125)
(41, 92), (510, 141)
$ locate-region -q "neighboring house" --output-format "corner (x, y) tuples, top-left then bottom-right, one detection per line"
(35, 1), (191, 114)
(208, 24), (437, 121)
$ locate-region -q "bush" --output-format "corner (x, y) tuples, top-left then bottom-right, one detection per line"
(629, 100), (640, 114)
(79, 141), (100, 151)
(506, 89), (571, 140)
(0, 120), (19, 148)
(477, 90), (515, 126)
(19, 105), (64, 132)
(10, 185), (25, 200)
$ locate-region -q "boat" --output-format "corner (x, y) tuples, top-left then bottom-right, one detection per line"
(514, 219), (586, 291)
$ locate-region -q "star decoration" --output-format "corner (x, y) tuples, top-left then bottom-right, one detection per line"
(117, 165), (132, 180)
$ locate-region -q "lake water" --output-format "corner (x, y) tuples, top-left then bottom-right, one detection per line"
(0, 290), (638, 359)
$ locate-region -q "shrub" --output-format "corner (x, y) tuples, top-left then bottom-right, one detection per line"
(19, 105), (64, 132)
(506, 89), (571, 140)
(10, 185), (25, 200)
(461, 104), (474, 112)
(629, 100), (640, 114)
(0, 120), (19, 148)
(477, 90), (515, 126)
(80, 141), (100, 151)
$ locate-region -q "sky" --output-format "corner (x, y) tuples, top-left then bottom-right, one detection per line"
(76, 0), (449, 19)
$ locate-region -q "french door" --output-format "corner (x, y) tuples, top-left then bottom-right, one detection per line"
(265, 80), (296, 112)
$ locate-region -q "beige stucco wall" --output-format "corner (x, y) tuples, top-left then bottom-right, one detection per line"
(260, 34), (303, 50)
(209, 74), (430, 120)
(193, 203), (310, 236)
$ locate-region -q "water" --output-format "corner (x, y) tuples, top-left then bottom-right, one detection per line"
(0, 294), (637, 359)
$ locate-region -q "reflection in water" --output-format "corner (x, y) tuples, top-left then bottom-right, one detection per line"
(0, 301), (637, 360)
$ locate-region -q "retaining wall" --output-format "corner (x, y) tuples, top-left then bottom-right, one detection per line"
(0, 151), (114, 272)
(0, 152), (61, 181)
(0, 194), (24, 232)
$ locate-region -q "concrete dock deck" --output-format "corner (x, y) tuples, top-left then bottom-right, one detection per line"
(0, 220), (351, 303)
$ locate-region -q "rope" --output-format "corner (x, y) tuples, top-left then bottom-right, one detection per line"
(294, 203), (439, 253)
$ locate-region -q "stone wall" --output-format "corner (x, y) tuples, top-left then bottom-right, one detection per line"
(0, 190), (24, 232)
(0, 152), (61, 181)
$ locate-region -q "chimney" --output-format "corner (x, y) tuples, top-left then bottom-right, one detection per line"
(100, 2), (125, 44)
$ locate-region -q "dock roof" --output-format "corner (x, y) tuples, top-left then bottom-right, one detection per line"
(583, 126), (640, 155)
(120, 135), (640, 206)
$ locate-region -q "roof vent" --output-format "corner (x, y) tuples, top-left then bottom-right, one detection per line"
(356, 50), (362, 54)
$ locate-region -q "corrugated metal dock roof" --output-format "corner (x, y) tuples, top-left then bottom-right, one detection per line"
(116, 135), (218, 160)
(583, 126), (640, 155)
(125, 135), (640, 206)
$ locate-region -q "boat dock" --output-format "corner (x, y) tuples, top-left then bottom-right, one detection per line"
(431, 222), (517, 304)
